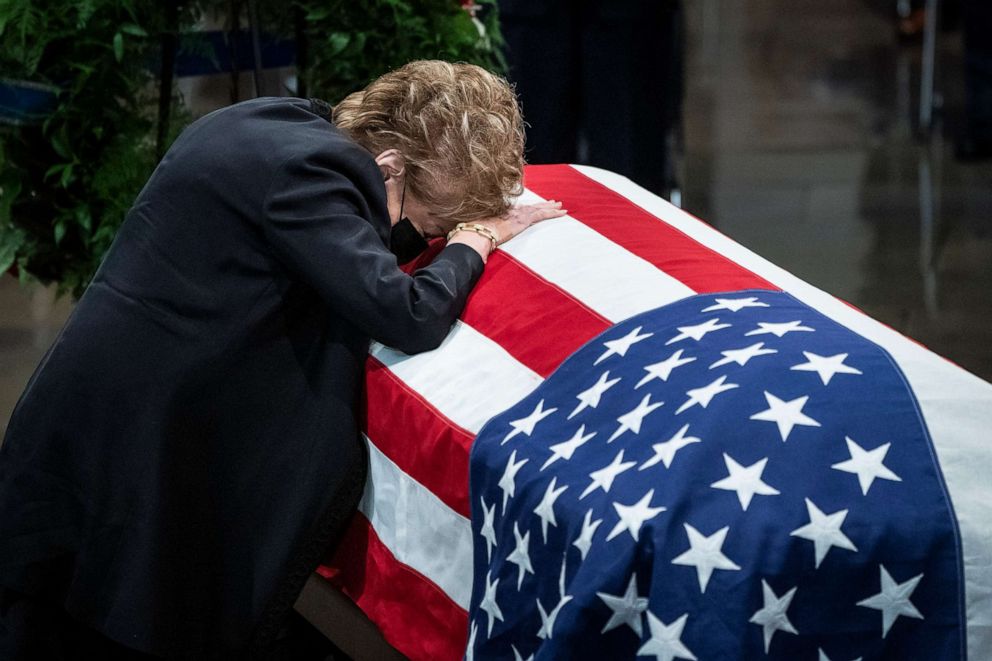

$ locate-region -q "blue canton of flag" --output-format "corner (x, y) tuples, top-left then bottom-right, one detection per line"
(466, 290), (963, 660)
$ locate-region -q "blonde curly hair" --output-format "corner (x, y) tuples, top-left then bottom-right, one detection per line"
(332, 60), (525, 226)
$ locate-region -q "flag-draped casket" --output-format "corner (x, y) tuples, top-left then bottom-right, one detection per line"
(317, 165), (992, 660)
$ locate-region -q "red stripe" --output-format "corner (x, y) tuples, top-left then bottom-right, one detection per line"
(364, 356), (474, 517)
(318, 514), (467, 661)
(405, 241), (611, 379)
(459, 252), (611, 377)
(523, 165), (777, 294)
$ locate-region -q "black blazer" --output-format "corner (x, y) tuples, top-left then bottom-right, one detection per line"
(0, 96), (484, 657)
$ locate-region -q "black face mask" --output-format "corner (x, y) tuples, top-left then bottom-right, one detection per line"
(390, 217), (429, 264)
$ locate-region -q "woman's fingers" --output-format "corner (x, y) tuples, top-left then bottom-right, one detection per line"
(478, 201), (568, 247)
(517, 202), (566, 218)
(531, 207), (567, 223)
(506, 203), (567, 237)
(526, 203), (568, 223)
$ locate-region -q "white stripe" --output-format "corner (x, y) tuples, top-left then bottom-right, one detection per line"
(359, 436), (474, 610)
(502, 189), (695, 322)
(575, 163), (992, 657)
(371, 320), (543, 434)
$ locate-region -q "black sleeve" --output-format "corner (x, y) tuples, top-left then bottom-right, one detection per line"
(261, 152), (485, 354)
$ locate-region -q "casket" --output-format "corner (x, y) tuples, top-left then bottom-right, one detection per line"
(312, 165), (992, 660)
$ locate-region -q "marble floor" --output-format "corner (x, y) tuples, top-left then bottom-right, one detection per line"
(2, 0), (991, 437)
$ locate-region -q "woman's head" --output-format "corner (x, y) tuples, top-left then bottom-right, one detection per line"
(332, 60), (525, 232)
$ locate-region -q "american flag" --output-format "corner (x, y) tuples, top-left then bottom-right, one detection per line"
(317, 165), (992, 660)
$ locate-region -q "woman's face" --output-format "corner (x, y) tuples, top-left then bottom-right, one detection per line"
(384, 172), (449, 262)
(400, 191), (449, 240)
(377, 149), (448, 239)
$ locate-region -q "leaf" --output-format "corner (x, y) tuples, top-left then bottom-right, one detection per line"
(76, 0), (96, 28)
(0, 176), (22, 224)
(327, 32), (350, 56)
(60, 163), (75, 187)
(306, 7), (333, 21)
(44, 163), (66, 181)
(50, 130), (70, 159)
(120, 24), (147, 37)
(54, 219), (67, 245)
(75, 206), (92, 234)
(113, 32), (123, 62)
(450, 8), (477, 34)
(0, 242), (17, 275)
(69, 61), (96, 74)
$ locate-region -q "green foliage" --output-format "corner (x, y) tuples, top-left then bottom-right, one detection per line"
(288, 0), (504, 106)
(0, 0), (200, 296)
(0, 0), (503, 298)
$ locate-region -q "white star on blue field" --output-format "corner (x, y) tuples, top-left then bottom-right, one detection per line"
(468, 290), (962, 660)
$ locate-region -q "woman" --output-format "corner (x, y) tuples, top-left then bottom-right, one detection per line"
(0, 60), (565, 658)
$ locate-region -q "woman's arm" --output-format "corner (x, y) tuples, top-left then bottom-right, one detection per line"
(262, 153), (483, 355)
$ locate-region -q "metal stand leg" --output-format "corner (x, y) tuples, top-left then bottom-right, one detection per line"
(919, 0), (940, 133)
(918, 122), (944, 317)
(246, 0), (264, 97)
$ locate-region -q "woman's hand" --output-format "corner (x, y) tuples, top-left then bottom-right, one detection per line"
(446, 200), (567, 263)
(478, 200), (568, 246)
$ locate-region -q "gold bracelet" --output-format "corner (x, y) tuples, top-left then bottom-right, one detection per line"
(446, 222), (500, 252)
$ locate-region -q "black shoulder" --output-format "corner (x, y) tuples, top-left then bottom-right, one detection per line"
(169, 97), (371, 171)
(141, 97), (387, 242)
